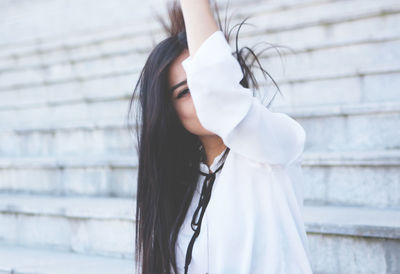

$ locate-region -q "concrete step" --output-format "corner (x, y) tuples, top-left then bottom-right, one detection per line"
(0, 0), (370, 55)
(0, 243), (135, 274)
(304, 204), (400, 273)
(0, 0), (253, 53)
(289, 101), (400, 152)
(1, 61), (400, 113)
(0, 50), (144, 91)
(0, 14), (398, 112)
(0, 120), (137, 159)
(0, 0), (179, 48)
(0, 72), (134, 109)
(269, 69), (400, 109)
(0, 20), (400, 111)
(0, 196), (399, 274)
(0, 0), (397, 68)
(0, 155), (137, 197)
(241, 0), (400, 37)
(0, 101), (399, 155)
(1, 32), (399, 97)
(0, 155), (137, 198)
(1, 65), (400, 113)
(302, 149), (400, 208)
(0, 193), (135, 259)
(0, 97), (130, 130)
(241, 9), (400, 54)
(0, 149), (399, 206)
(0, 1), (398, 95)
(263, 37), (400, 83)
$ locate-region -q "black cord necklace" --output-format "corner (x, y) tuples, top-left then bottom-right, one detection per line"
(184, 161), (225, 274)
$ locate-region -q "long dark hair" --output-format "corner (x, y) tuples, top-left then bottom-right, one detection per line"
(127, 1), (285, 273)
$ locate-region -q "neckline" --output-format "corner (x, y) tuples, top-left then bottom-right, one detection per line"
(199, 146), (228, 174)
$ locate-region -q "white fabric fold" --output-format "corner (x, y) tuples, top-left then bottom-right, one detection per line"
(181, 30), (306, 167)
(175, 30), (313, 274)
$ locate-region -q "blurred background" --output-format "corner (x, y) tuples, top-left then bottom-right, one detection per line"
(0, 0), (399, 273)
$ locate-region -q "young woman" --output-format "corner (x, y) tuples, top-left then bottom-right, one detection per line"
(128, 0), (313, 273)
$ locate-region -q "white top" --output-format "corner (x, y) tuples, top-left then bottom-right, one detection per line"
(175, 30), (313, 274)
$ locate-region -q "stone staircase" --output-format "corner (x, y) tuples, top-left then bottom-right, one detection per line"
(0, 0), (399, 273)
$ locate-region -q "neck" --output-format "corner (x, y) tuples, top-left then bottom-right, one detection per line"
(199, 134), (227, 169)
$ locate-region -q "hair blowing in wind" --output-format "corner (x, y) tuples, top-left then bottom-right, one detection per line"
(127, 1), (285, 273)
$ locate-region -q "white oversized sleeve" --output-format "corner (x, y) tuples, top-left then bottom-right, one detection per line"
(181, 30), (306, 166)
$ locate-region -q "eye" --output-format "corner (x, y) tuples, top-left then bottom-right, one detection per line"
(176, 88), (190, 99)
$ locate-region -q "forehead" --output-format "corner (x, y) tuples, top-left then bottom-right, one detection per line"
(168, 50), (190, 90)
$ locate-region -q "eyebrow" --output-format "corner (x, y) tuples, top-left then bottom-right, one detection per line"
(169, 79), (187, 94)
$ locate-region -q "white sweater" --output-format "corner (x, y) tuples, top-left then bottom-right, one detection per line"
(174, 30), (313, 274)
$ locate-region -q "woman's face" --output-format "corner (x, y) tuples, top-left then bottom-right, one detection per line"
(168, 50), (214, 136)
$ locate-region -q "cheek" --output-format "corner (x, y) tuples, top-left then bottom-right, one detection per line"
(173, 97), (214, 135)
(175, 98), (197, 121)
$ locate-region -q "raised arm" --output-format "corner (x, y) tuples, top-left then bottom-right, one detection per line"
(179, 1), (306, 167)
(179, 0), (219, 56)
